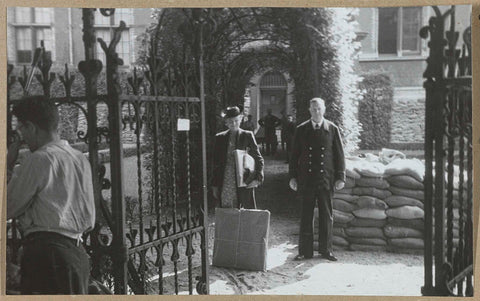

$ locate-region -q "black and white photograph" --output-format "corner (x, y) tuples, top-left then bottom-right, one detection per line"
(3, 3), (475, 297)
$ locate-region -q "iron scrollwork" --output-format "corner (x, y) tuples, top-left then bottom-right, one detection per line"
(421, 5), (473, 297)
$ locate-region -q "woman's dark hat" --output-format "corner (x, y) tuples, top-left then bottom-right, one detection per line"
(221, 105), (243, 118)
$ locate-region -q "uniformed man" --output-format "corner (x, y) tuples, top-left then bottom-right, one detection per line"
(289, 97), (345, 261)
(258, 109), (281, 155)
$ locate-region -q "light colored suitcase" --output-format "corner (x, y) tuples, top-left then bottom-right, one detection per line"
(212, 208), (270, 271)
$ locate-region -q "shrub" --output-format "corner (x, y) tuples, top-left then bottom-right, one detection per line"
(358, 73), (394, 150)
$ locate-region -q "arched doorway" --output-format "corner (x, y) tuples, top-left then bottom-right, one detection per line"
(259, 71), (288, 121)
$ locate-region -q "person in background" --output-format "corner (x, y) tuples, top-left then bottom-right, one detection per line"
(289, 97), (345, 262)
(7, 96), (95, 294)
(212, 106), (264, 209)
(283, 114), (296, 163)
(258, 109), (281, 156)
(240, 114), (255, 132)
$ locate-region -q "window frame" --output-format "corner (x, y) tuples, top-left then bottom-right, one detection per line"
(377, 6), (423, 58)
(12, 7), (54, 65)
(94, 9), (133, 67)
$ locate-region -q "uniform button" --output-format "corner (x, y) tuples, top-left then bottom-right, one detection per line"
(321, 154), (324, 158)
(308, 169), (312, 172)
(320, 162), (324, 165)
(309, 154), (312, 157)
(320, 170), (324, 173)
(309, 147), (312, 150)
(321, 147), (325, 150)
(309, 161), (312, 165)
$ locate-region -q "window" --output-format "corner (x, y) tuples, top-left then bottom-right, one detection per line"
(13, 8), (53, 64)
(95, 29), (131, 66)
(94, 9), (133, 66)
(378, 7), (422, 56)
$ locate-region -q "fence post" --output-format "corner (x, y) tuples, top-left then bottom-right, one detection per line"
(98, 14), (129, 294)
(79, 7), (108, 285)
(197, 8), (210, 295)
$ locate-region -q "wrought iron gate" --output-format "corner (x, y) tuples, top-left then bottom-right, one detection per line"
(421, 6), (473, 296)
(7, 8), (209, 295)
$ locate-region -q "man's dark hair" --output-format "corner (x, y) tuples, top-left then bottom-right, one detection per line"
(12, 96), (59, 132)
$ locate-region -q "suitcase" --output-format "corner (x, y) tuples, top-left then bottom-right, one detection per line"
(212, 208), (270, 271)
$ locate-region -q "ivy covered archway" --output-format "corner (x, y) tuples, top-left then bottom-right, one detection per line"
(137, 7), (362, 156)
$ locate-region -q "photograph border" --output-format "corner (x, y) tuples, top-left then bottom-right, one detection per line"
(0, 0), (478, 300)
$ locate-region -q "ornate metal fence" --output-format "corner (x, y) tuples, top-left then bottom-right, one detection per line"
(6, 8), (209, 295)
(421, 6), (473, 296)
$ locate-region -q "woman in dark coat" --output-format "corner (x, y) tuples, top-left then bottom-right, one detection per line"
(211, 106), (264, 209)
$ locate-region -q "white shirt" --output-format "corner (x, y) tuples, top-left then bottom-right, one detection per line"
(311, 119), (324, 129)
(7, 140), (95, 240)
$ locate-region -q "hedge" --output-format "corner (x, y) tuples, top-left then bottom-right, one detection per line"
(358, 73), (393, 150)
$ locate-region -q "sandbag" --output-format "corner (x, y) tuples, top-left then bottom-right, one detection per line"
(333, 209), (355, 224)
(346, 168), (361, 180)
(335, 188), (354, 195)
(333, 194), (359, 203)
(386, 206), (424, 219)
(387, 217), (425, 231)
(333, 221), (349, 228)
(386, 175), (424, 190)
(384, 158), (425, 182)
(213, 208), (270, 271)
(356, 177), (390, 189)
(345, 227), (385, 239)
(356, 196), (388, 210)
(384, 225), (424, 238)
(389, 186), (424, 201)
(314, 241), (349, 251)
(333, 198), (358, 212)
(348, 237), (387, 246)
(388, 238), (424, 249)
(386, 246), (424, 255)
(379, 148), (406, 164)
(349, 217), (387, 228)
(332, 235), (349, 247)
(345, 159), (363, 179)
(352, 208), (387, 220)
(350, 244), (387, 252)
(385, 195), (424, 209)
(345, 177), (356, 189)
(333, 227), (348, 238)
(352, 187), (392, 199)
(354, 161), (386, 178)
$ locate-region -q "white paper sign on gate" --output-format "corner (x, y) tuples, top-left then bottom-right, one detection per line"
(177, 118), (190, 131)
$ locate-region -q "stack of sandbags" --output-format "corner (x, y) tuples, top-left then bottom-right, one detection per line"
(329, 159), (361, 250)
(346, 159), (390, 251)
(311, 155), (468, 254)
(383, 159), (425, 253)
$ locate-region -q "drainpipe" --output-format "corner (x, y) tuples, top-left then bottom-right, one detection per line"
(68, 8), (73, 65)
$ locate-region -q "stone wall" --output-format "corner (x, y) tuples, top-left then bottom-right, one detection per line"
(390, 87), (425, 144)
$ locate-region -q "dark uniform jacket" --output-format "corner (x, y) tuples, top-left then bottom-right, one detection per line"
(212, 129), (264, 206)
(289, 119), (346, 190)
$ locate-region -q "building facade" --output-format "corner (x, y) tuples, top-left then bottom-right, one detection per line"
(247, 5), (471, 148)
(355, 5), (471, 146)
(7, 7), (152, 69)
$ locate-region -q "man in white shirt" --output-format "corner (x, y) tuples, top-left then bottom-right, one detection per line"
(7, 96), (95, 294)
